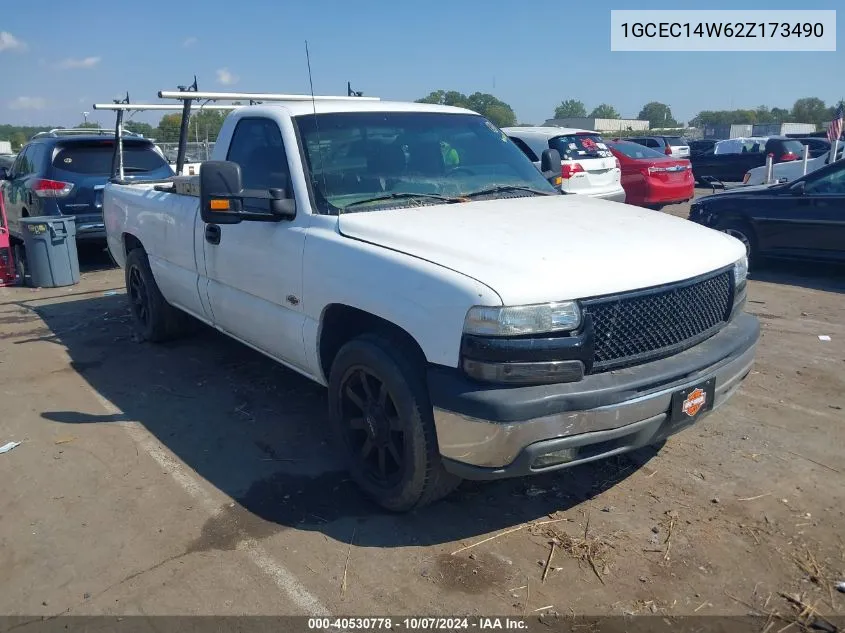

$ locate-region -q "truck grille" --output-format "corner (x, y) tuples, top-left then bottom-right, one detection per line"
(582, 268), (733, 372)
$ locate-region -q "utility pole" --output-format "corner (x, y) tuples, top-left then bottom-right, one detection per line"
(82, 111), (89, 125)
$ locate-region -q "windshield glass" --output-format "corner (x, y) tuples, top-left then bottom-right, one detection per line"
(548, 134), (613, 160)
(294, 112), (557, 213)
(610, 142), (667, 160)
(51, 141), (173, 179)
(663, 136), (687, 146)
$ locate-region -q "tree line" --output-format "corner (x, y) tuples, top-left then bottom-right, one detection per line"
(0, 109), (234, 150)
(3, 95), (843, 150)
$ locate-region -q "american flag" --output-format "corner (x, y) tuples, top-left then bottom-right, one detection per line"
(827, 103), (844, 142)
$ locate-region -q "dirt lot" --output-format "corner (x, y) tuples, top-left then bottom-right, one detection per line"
(1, 196), (844, 626)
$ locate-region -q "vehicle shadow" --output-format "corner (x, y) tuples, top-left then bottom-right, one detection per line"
(750, 259), (845, 294)
(77, 243), (118, 274)
(26, 291), (659, 549)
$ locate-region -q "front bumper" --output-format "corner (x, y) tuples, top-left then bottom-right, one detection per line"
(429, 312), (759, 480)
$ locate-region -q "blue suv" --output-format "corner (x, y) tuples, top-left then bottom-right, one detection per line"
(0, 129), (173, 247)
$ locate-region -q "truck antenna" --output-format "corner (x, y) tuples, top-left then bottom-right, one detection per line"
(305, 41), (329, 211)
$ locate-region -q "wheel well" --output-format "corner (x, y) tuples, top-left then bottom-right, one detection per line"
(123, 233), (144, 255)
(319, 305), (426, 380)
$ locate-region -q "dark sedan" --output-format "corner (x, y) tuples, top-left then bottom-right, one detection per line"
(688, 157), (845, 264)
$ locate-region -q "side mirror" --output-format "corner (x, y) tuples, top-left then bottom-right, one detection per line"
(790, 180), (806, 196)
(540, 149), (562, 187)
(199, 161), (296, 224)
(200, 161), (245, 225)
(0, 167), (9, 181)
(268, 188), (296, 220)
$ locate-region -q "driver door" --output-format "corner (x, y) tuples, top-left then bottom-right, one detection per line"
(201, 117), (309, 370)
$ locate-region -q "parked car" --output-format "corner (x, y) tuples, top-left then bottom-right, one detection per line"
(0, 154), (16, 172)
(625, 136), (690, 158)
(690, 136), (805, 183)
(0, 130), (174, 255)
(503, 127), (626, 202)
(688, 139), (717, 156)
(105, 90), (757, 511)
(607, 140), (694, 209)
(743, 145), (844, 186)
(793, 138), (831, 159)
(689, 155), (845, 263)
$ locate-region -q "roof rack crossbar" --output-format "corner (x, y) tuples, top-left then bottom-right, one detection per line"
(157, 90), (380, 102)
(31, 128), (137, 139)
(93, 103), (237, 111)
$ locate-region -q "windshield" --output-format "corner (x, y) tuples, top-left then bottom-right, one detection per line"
(663, 136), (687, 146)
(294, 112), (556, 213)
(610, 142), (667, 160)
(548, 134), (613, 160)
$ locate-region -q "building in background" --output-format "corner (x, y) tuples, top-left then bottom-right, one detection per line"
(542, 118), (649, 133)
(705, 122), (816, 140)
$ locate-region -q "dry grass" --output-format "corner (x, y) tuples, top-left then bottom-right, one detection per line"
(532, 513), (619, 585)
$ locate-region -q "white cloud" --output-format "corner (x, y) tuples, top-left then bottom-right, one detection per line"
(0, 31), (27, 52)
(216, 68), (239, 85)
(8, 96), (47, 110)
(183, 36), (198, 48)
(55, 56), (101, 69)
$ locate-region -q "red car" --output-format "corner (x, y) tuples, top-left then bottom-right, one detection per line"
(608, 140), (694, 209)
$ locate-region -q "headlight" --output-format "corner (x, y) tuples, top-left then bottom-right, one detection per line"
(733, 255), (748, 290)
(463, 301), (581, 337)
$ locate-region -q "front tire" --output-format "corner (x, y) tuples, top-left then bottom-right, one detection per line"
(125, 248), (188, 342)
(328, 332), (460, 512)
(717, 220), (757, 262)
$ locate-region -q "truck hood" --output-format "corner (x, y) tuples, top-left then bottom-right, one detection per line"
(337, 195), (745, 305)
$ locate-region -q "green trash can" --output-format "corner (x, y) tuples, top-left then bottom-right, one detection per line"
(20, 216), (80, 288)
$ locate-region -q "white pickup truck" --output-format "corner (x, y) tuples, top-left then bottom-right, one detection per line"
(743, 145), (844, 185)
(104, 93), (759, 511)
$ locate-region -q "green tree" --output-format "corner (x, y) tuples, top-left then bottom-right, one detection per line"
(156, 113), (183, 143)
(827, 100), (845, 123)
(415, 90), (516, 128)
(191, 109), (230, 141)
(10, 131), (26, 150)
(589, 104), (620, 119)
(791, 97), (828, 125)
(638, 102), (677, 128)
(74, 121), (102, 129)
(770, 107), (791, 122)
(553, 99), (587, 119)
(124, 121), (155, 137)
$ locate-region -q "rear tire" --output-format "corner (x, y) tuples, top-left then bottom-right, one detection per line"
(12, 242), (27, 287)
(328, 331), (461, 512)
(125, 247), (189, 342)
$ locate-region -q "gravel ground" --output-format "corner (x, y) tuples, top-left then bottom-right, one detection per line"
(1, 204), (843, 626)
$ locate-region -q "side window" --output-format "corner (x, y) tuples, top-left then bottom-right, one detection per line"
(645, 139), (660, 148)
(804, 164), (845, 195)
(28, 144), (47, 174)
(226, 118), (291, 196)
(508, 137), (538, 162)
(12, 146), (31, 176)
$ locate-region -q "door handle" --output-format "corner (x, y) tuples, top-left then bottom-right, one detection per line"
(205, 224), (221, 245)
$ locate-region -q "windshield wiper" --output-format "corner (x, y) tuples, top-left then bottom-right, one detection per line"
(342, 192), (463, 210)
(462, 185), (558, 199)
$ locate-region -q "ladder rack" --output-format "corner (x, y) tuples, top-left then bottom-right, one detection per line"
(157, 90), (379, 102)
(93, 103), (237, 111)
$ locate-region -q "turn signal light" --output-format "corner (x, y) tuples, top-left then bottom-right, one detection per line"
(209, 199), (230, 211)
